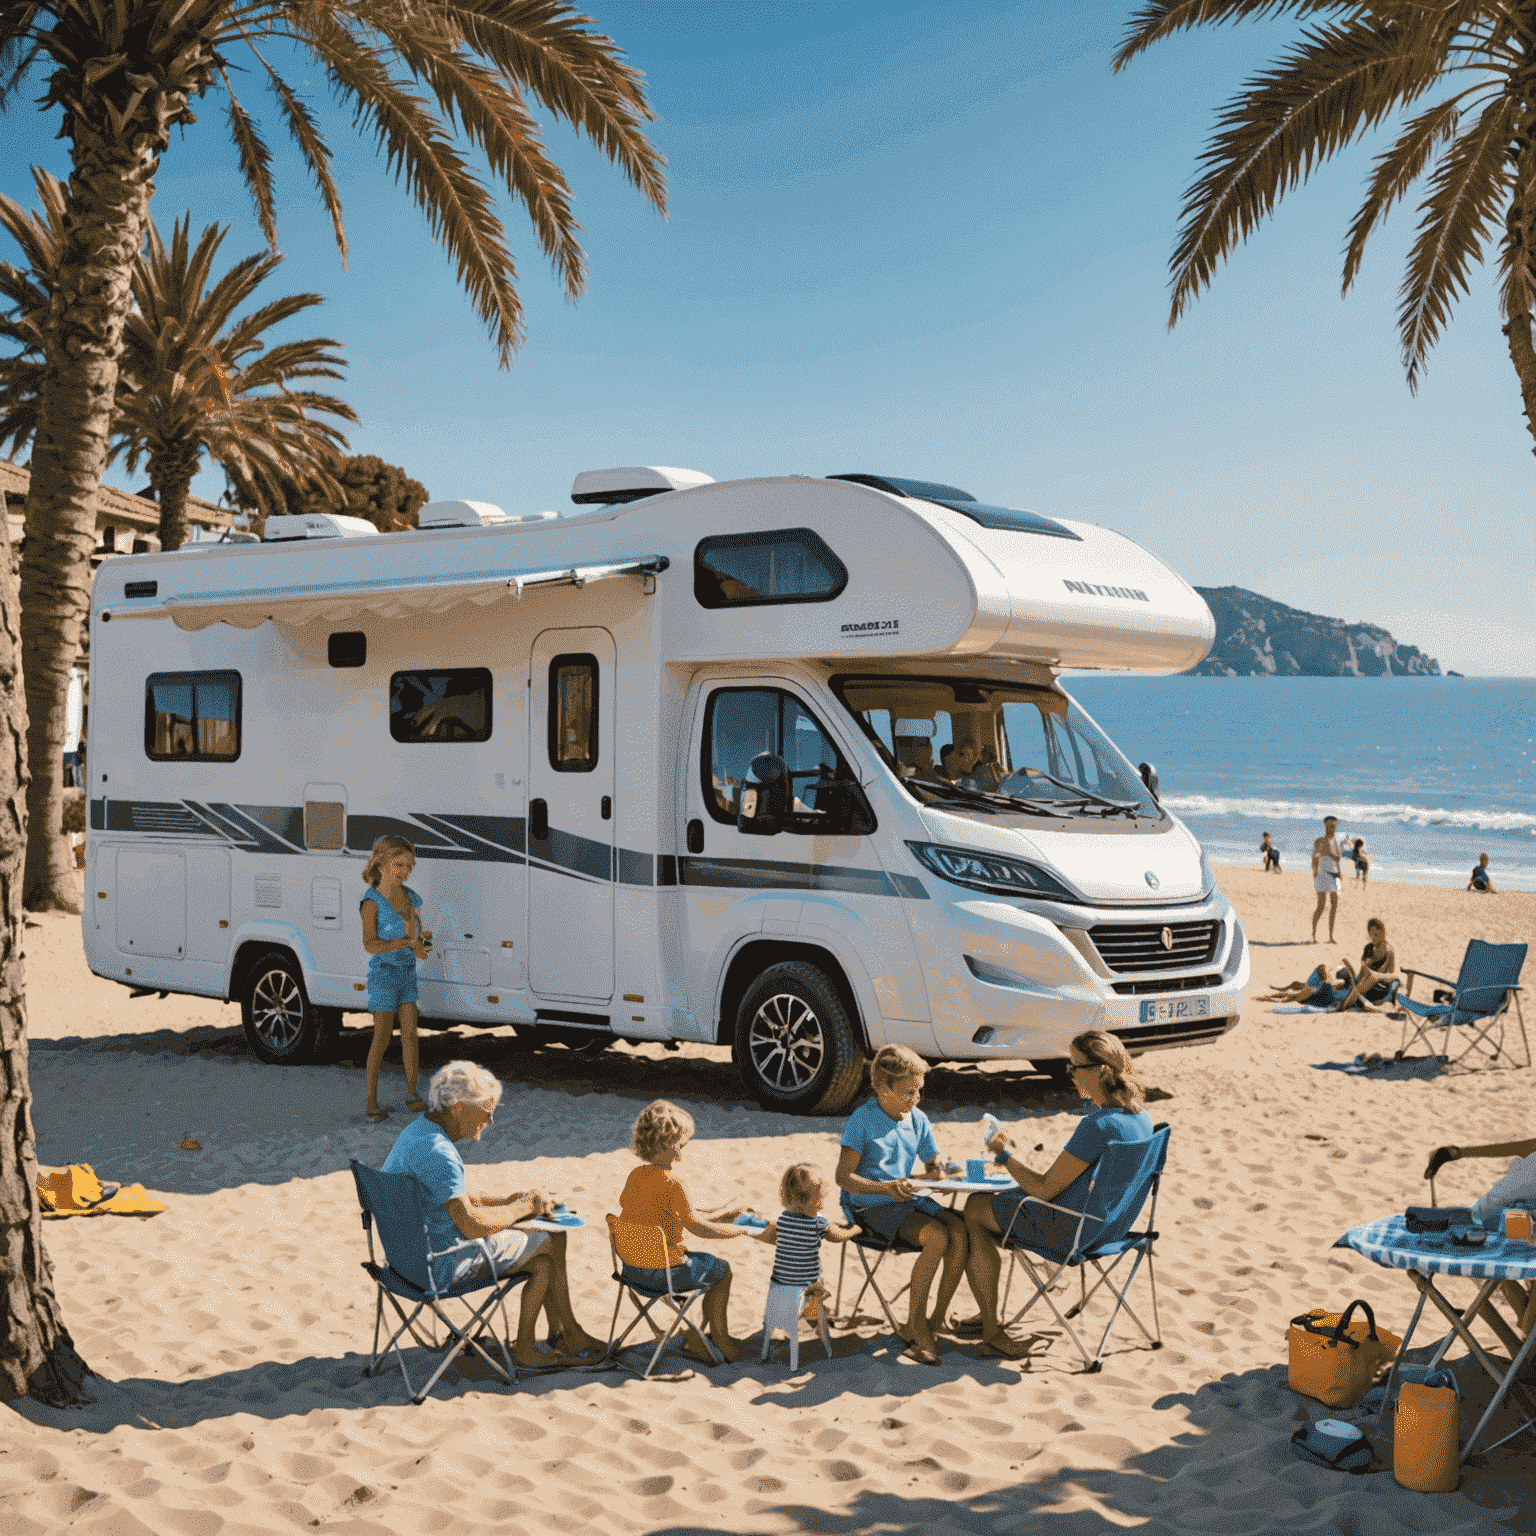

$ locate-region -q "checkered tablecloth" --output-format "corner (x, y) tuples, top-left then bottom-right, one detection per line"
(1336, 1215), (1536, 1281)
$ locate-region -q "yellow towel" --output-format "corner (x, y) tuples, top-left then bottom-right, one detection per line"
(37, 1163), (165, 1218)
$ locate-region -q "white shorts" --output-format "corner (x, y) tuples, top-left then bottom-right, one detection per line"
(1314, 874), (1340, 894)
(449, 1226), (549, 1288)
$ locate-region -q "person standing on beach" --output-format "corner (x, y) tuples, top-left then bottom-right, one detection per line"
(1311, 815), (1343, 943)
(1351, 838), (1369, 884)
(1469, 853), (1498, 893)
(361, 835), (433, 1123)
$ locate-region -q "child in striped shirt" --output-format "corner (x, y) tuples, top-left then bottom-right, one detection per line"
(771, 1164), (858, 1315)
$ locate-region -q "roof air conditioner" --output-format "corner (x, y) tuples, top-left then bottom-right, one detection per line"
(570, 466), (714, 505)
(262, 513), (379, 542)
(417, 500), (512, 529)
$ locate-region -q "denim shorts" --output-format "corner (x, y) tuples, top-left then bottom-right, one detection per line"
(847, 1195), (948, 1244)
(367, 960), (418, 1013)
(991, 1189), (1085, 1260)
(621, 1251), (728, 1294)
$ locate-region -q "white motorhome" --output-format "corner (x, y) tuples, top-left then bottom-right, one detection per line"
(83, 468), (1249, 1113)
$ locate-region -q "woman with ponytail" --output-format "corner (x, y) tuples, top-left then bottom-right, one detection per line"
(958, 1031), (1152, 1356)
(360, 836), (433, 1123)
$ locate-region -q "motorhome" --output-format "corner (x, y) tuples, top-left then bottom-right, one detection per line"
(83, 468), (1249, 1113)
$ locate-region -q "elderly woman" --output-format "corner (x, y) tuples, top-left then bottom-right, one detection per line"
(380, 1060), (603, 1370)
(959, 1030), (1152, 1358)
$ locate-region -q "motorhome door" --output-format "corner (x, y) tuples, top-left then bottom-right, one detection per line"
(527, 629), (616, 1003)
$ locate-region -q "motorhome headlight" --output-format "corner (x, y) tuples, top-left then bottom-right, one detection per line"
(1199, 847), (1217, 900)
(907, 841), (1077, 902)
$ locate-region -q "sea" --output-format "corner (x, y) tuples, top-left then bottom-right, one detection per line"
(1066, 677), (1536, 893)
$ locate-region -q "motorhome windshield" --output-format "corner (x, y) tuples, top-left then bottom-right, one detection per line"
(831, 675), (1159, 820)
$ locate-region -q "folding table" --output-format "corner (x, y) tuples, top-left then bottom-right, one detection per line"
(1335, 1215), (1536, 1458)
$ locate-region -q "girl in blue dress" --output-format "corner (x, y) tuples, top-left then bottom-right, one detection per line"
(360, 835), (432, 1123)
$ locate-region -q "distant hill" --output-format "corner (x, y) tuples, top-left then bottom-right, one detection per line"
(1191, 587), (1442, 677)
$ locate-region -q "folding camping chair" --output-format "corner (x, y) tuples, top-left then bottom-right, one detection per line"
(998, 1124), (1170, 1373)
(832, 1206), (924, 1336)
(603, 1215), (722, 1378)
(1396, 940), (1528, 1069)
(350, 1158), (531, 1405)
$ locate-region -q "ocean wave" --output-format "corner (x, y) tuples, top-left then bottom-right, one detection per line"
(1164, 793), (1536, 833)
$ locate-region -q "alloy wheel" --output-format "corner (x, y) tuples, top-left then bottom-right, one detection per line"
(251, 967), (305, 1053)
(747, 993), (826, 1091)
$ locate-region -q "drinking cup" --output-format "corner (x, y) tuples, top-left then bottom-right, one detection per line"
(966, 1158), (987, 1183)
(1505, 1208), (1534, 1242)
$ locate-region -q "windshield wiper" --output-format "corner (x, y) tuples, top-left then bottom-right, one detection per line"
(1009, 768), (1142, 816)
(906, 777), (1067, 818)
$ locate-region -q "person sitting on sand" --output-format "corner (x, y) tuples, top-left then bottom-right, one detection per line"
(1260, 833), (1281, 873)
(769, 1163), (858, 1317)
(1332, 918), (1396, 1012)
(380, 1060), (603, 1370)
(960, 1031), (1152, 1359)
(837, 1044), (969, 1366)
(1350, 838), (1369, 883)
(1469, 853), (1498, 893)
(1255, 966), (1340, 1008)
(1311, 816), (1343, 942)
(618, 1099), (767, 1364)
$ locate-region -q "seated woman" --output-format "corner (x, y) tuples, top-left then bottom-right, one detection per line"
(960, 1030), (1152, 1359)
(1255, 966), (1340, 1008)
(1332, 918), (1395, 1011)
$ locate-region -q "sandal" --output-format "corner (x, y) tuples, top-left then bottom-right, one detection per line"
(405, 1097), (427, 1113)
(976, 1334), (1031, 1360)
(364, 1107), (389, 1123)
(902, 1341), (941, 1366)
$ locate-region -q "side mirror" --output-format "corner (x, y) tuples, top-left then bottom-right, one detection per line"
(737, 752), (789, 835)
(1138, 761), (1160, 800)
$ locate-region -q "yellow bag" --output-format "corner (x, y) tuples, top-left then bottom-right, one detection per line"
(37, 1163), (165, 1218)
(1394, 1382), (1459, 1491)
(1287, 1301), (1401, 1408)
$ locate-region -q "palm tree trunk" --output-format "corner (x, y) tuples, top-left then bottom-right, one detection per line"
(0, 489), (91, 1406)
(152, 452), (199, 553)
(20, 137), (160, 911)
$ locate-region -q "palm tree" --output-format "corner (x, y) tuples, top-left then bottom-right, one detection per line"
(0, 1), (666, 925)
(0, 167), (60, 461)
(116, 213), (357, 551)
(1115, 2), (1536, 445)
(0, 0), (664, 1406)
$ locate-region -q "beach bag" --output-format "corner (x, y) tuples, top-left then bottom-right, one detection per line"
(1289, 1419), (1375, 1474)
(1404, 1207), (1475, 1235)
(1394, 1382), (1459, 1491)
(1358, 1364), (1456, 1416)
(1288, 1301), (1401, 1408)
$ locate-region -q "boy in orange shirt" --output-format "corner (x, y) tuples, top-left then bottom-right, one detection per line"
(619, 1099), (768, 1363)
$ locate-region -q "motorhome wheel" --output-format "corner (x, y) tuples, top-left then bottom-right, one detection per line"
(733, 961), (865, 1115)
(241, 951), (328, 1064)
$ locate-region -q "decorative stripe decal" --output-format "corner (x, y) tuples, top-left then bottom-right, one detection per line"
(87, 799), (928, 898)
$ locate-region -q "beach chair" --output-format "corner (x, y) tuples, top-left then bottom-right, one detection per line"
(1396, 940), (1528, 1069)
(831, 1205), (923, 1337)
(761, 1281), (832, 1371)
(997, 1124), (1170, 1373)
(603, 1215), (721, 1378)
(349, 1159), (531, 1405)
(1422, 1137), (1536, 1361)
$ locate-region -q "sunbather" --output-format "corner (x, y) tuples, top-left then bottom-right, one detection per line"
(380, 1060), (603, 1369)
(1256, 966), (1339, 1007)
(1332, 918), (1396, 1012)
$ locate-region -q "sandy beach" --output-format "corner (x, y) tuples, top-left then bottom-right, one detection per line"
(5, 865), (1534, 1533)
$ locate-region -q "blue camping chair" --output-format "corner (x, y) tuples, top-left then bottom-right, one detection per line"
(831, 1201), (925, 1337)
(997, 1124), (1170, 1373)
(350, 1159), (532, 1404)
(1396, 940), (1528, 1070)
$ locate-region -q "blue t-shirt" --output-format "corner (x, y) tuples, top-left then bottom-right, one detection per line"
(1471, 864), (1490, 889)
(839, 1098), (938, 1210)
(1055, 1105), (1154, 1214)
(381, 1114), (467, 1288)
(363, 885), (423, 969)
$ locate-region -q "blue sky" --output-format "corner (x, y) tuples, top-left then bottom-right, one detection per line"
(4, 1), (1532, 673)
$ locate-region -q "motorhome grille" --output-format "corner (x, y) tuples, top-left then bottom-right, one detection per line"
(1087, 921), (1219, 973)
(1111, 972), (1222, 996)
(1116, 1015), (1234, 1052)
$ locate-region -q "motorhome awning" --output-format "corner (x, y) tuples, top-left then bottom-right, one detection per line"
(108, 556), (670, 631)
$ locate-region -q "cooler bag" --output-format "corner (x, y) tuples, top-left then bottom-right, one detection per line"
(1288, 1301), (1401, 1408)
(1394, 1382), (1459, 1492)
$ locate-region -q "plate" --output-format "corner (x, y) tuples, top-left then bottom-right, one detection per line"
(734, 1214), (769, 1230)
(1139, 995), (1211, 1025)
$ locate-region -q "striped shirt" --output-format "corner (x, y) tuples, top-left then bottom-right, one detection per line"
(771, 1211), (829, 1288)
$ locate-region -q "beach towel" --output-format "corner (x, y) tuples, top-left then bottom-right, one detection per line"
(37, 1164), (165, 1218)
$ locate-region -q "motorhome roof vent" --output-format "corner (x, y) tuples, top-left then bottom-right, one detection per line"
(262, 513), (379, 542)
(417, 500), (512, 529)
(570, 466), (714, 505)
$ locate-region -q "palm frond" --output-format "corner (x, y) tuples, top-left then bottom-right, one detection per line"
(1113, 0), (1353, 72)
(221, 70), (280, 251)
(263, 70), (349, 263)
(1341, 94), (1462, 292)
(1398, 93), (1515, 389)
(1166, 13), (1459, 325)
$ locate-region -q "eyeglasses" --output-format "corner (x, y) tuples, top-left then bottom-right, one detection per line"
(1069, 1061), (1100, 1074)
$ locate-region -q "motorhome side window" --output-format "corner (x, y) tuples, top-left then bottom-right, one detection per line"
(145, 671), (240, 761)
(694, 528), (848, 608)
(705, 688), (848, 825)
(549, 654), (598, 772)
(390, 670), (492, 743)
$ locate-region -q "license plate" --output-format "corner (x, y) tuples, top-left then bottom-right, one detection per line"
(1139, 996), (1211, 1024)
